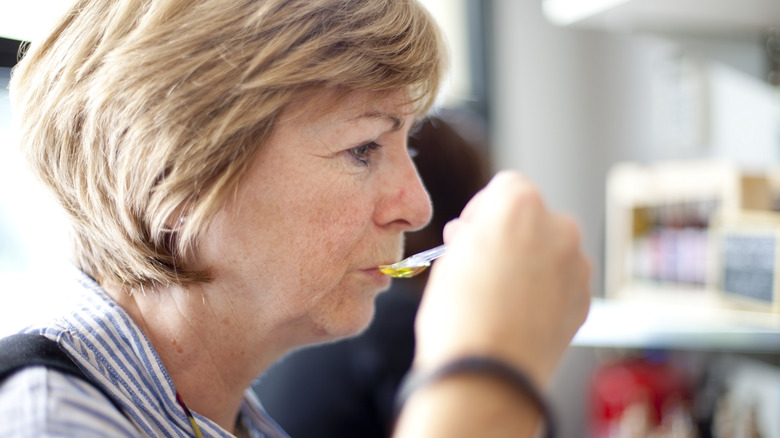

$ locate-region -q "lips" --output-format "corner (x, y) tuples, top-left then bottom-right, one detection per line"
(360, 266), (392, 285)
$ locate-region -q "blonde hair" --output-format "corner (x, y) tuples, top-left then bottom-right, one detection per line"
(10, 0), (447, 289)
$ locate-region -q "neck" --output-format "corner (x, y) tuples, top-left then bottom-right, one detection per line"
(104, 282), (290, 432)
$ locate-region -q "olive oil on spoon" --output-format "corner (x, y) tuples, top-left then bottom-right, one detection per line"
(378, 244), (447, 278)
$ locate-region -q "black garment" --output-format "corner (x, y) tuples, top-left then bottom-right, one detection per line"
(0, 333), (124, 414)
(253, 285), (421, 438)
(0, 334), (87, 384)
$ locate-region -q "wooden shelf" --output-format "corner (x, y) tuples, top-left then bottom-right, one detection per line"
(574, 297), (780, 352)
(543, 0), (780, 38)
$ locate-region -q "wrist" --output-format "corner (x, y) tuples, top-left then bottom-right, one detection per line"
(412, 341), (552, 388)
(395, 355), (556, 438)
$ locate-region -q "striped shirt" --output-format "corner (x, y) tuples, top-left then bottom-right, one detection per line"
(0, 270), (289, 438)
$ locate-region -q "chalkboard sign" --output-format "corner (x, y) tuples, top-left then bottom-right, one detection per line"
(721, 234), (776, 303)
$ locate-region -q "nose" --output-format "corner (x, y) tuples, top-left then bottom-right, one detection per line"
(375, 151), (432, 232)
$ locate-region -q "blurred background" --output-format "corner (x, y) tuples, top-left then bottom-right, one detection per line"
(2, 1), (780, 436)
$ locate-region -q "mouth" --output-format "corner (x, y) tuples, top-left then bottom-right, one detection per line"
(360, 266), (393, 284)
(361, 244), (404, 281)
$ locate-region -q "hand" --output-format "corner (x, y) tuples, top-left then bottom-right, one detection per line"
(413, 171), (591, 386)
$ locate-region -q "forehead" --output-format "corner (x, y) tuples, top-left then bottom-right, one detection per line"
(279, 89), (416, 131)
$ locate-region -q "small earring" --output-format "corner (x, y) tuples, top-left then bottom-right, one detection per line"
(179, 216), (186, 224)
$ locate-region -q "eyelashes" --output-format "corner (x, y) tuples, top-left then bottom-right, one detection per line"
(348, 141), (382, 166)
(346, 140), (418, 168)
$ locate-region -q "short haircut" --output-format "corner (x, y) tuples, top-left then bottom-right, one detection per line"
(10, 0), (447, 290)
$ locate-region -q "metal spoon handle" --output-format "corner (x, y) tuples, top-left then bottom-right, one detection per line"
(407, 244), (447, 265)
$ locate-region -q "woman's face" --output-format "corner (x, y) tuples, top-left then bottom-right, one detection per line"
(196, 90), (432, 344)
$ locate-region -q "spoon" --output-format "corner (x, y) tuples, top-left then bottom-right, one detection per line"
(378, 244), (447, 278)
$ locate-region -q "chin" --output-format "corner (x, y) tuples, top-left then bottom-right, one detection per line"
(312, 293), (379, 344)
(303, 273), (390, 342)
(339, 298), (380, 340)
(344, 305), (378, 338)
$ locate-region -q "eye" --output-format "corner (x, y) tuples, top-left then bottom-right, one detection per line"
(348, 141), (382, 166)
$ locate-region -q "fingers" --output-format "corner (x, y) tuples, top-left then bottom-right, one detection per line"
(457, 171), (541, 225)
(415, 170), (592, 385)
(441, 219), (461, 244)
(444, 171), (547, 249)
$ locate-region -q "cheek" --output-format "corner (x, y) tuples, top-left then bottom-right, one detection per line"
(207, 153), (379, 291)
(278, 190), (378, 317)
(299, 189), (374, 263)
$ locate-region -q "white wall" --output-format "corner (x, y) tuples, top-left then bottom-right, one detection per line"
(489, 0), (770, 296)
(487, 1), (771, 436)
(0, 68), (73, 335)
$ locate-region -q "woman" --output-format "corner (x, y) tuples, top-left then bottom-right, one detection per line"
(255, 114), (492, 437)
(3, 0), (591, 437)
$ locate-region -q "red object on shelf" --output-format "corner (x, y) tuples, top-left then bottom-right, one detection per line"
(589, 356), (692, 438)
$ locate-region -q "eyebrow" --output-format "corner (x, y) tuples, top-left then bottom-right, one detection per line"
(350, 110), (404, 132)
